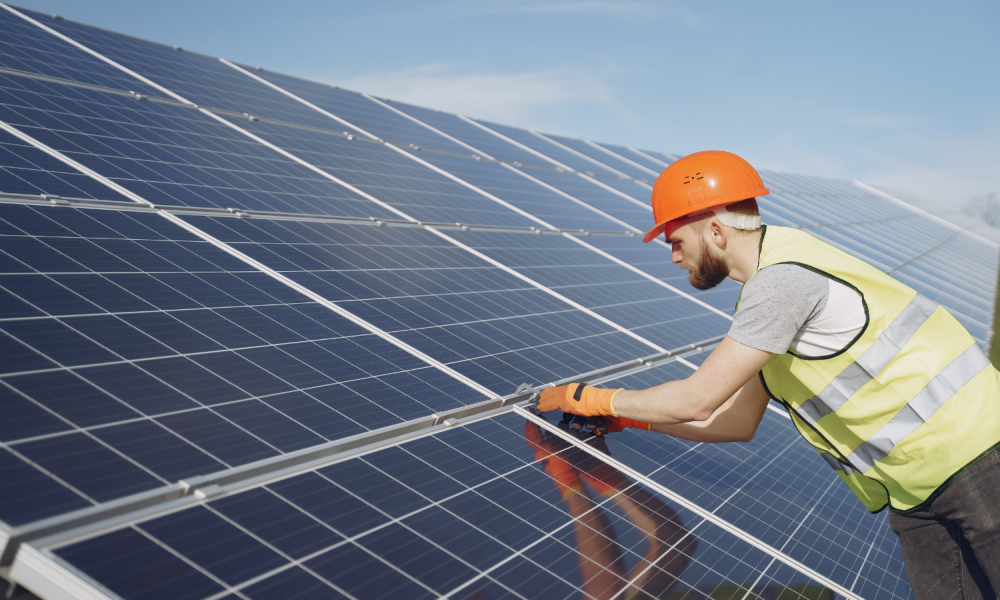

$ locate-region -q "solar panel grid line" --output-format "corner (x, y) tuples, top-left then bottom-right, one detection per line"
(0, 64), (148, 103)
(345, 96), (735, 324)
(185, 433), (567, 600)
(461, 116), (655, 212)
(854, 181), (1000, 248)
(850, 538), (877, 593)
(513, 405), (865, 600)
(157, 212), (500, 400)
(0, 62), (387, 156)
(440, 483), (700, 600)
(798, 213), (934, 232)
(3, 24), (699, 370)
(29, 410), (836, 598)
(604, 521), (719, 600)
(192, 487), (455, 600)
(134, 524), (252, 600)
(0, 4), (198, 112)
(0, 119), (150, 210)
(584, 374), (911, 600)
(219, 59), (382, 141)
(626, 147), (673, 168)
(359, 92), (650, 237)
(1, 332), (719, 568)
(5, 401), (497, 565)
(227, 66), (659, 192)
(559, 234), (735, 321)
(582, 140), (660, 177)
(528, 130), (633, 180)
(375, 144), (559, 233)
(423, 226), (667, 353)
(0, 191), (644, 240)
(7, 54), (658, 196)
(884, 229), (965, 275)
(4, 7), (448, 222)
(364, 93), (648, 236)
(0, 41), (546, 405)
(32, 415), (634, 600)
(0, 117), (501, 396)
(204, 69), (736, 340)
(530, 132), (658, 195)
(737, 478), (839, 600)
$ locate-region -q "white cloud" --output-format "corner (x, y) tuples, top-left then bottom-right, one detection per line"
(329, 63), (622, 125)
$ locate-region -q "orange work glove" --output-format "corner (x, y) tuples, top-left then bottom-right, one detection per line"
(536, 383), (623, 417)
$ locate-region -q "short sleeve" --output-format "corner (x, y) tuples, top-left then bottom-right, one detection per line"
(728, 264), (830, 354)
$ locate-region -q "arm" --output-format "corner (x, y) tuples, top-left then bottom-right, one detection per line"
(649, 373), (770, 443)
(613, 336), (771, 424)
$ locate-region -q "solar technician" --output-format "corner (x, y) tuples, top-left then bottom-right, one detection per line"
(535, 151), (1000, 598)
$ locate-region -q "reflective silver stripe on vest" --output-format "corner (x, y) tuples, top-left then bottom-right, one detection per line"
(847, 343), (992, 473)
(797, 294), (939, 425)
(819, 450), (856, 475)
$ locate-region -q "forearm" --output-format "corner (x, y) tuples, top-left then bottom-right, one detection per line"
(611, 338), (772, 425)
(648, 386), (764, 442)
(612, 379), (718, 424)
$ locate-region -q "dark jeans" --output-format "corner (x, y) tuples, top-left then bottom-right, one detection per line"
(889, 447), (1000, 600)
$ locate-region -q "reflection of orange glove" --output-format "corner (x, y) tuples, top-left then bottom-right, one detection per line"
(524, 421), (583, 498)
(537, 383), (624, 417)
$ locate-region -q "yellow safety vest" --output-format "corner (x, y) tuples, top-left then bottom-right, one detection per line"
(742, 226), (1000, 513)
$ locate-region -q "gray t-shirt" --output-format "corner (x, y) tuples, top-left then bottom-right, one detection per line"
(729, 264), (831, 354)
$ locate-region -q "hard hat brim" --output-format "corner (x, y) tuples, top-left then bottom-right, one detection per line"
(642, 221), (667, 243)
(642, 215), (698, 243)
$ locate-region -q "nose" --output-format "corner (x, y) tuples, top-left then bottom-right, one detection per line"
(671, 247), (682, 265)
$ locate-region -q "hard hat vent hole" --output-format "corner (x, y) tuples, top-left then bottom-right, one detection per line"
(682, 173), (704, 185)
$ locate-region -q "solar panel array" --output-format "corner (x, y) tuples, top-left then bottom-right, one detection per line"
(0, 4), (996, 599)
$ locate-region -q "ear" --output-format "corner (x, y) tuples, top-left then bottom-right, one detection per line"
(707, 217), (727, 250)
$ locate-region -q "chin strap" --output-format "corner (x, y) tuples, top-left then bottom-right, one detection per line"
(713, 204), (761, 230)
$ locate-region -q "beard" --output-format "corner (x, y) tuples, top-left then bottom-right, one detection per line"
(687, 238), (729, 290)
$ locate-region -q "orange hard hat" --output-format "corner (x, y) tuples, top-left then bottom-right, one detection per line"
(642, 150), (770, 243)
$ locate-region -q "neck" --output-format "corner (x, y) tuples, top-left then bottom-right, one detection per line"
(726, 228), (763, 284)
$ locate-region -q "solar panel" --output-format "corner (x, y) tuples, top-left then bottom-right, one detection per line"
(46, 411), (842, 600)
(1, 3), (996, 599)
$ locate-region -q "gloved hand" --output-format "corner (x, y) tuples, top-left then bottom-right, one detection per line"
(559, 412), (651, 436)
(536, 383), (624, 417)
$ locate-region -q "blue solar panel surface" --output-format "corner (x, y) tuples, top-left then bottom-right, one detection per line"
(0, 4), (995, 600)
(53, 411), (838, 600)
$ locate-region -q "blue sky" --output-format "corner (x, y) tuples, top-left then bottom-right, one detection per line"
(11, 0), (1000, 208)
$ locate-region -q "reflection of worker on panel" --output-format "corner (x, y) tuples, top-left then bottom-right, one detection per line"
(535, 151), (1000, 596)
(524, 420), (694, 599)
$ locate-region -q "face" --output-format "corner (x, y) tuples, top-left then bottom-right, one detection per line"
(667, 220), (729, 290)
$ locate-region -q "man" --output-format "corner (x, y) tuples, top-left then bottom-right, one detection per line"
(536, 150), (1000, 599)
